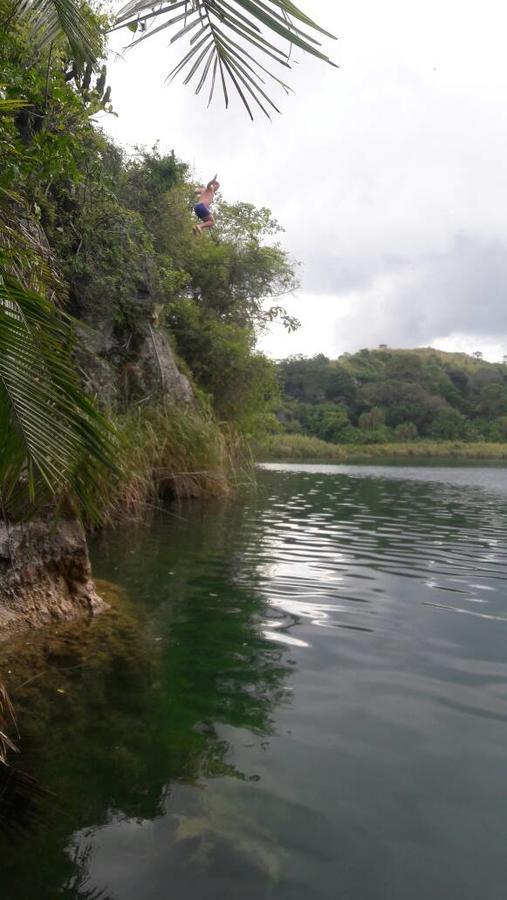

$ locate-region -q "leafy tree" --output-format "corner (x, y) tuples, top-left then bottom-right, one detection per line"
(385, 351), (424, 383)
(184, 201), (299, 331)
(475, 382), (507, 418)
(167, 297), (279, 431)
(424, 406), (468, 440)
(119, 147), (189, 242)
(324, 363), (358, 406)
(493, 416), (507, 441)
(279, 355), (329, 403)
(358, 406), (385, 431)
(273, 348), (507, 445)
(394, 422), (418, 441)
(300, 403), (353, 444)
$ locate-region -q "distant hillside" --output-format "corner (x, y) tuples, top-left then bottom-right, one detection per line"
(274, 348), (507, 443)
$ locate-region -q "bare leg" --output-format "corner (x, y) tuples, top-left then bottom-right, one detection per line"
(193, 214), (214, 236)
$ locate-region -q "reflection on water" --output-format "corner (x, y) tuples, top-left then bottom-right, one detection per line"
(2, 464), (507, 899)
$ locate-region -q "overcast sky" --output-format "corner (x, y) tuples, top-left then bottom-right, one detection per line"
(103, 0), (507, 361)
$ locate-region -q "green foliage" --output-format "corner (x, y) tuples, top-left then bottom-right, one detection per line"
(0, 10), (301, 526)
(358, 406), (385, 430)
(0, 260), (120, 521)
(255, 432), (347, 460)
(162, 195), (300, 331)
(119, 146), (189, 242)
(257, 435), (507, 462)
(0, 47), (120, 521)
(297, 403), (353, 443)
(167, 298), (279, 433)
(425, 406), (468, 440)
(394, 421), (418, 441)
(275, 349), (507, 446)
(104, 400), (235, 521)
(124, 168), (300, 434)
(5, 0), (104, 68)
(37, 127), (296, 434)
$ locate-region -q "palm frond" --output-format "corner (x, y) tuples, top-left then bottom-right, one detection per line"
(5, 0), (101, 67)
(113, 0), (337, 118)
(0, 684), (17, 766)
(0, 98), (30, 114)
(0, 265), (121, 521)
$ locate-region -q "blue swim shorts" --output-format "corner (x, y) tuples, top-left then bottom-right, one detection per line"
(194, 202), (211, 221)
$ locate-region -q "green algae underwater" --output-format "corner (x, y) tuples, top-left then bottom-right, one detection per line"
(0, 497), (292, 899)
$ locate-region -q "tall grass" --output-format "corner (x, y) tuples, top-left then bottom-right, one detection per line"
(101, 401), (251, 523)
(254, 433), (347, 460)
(343, 442), (507, 461)
(256, 434), (507, 462)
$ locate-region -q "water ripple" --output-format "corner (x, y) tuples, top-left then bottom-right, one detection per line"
(254, 464), (507, 649)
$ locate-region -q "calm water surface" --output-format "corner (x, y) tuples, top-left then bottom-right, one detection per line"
(2, 463), (507, 899)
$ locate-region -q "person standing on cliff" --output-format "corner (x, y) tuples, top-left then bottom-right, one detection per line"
(193, 175), (219, 235)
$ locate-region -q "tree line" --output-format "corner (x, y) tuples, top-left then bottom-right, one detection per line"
(274, 348), (507, 444)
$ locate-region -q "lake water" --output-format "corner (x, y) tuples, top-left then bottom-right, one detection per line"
(2, 463), (507, 899)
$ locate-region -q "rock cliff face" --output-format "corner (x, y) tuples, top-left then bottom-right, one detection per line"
(0, 224), (193, 639)
(0, 520), (107, 640)
(68, 220), (192, 410)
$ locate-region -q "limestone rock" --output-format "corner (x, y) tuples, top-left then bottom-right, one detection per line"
(0, 520), (107, 640)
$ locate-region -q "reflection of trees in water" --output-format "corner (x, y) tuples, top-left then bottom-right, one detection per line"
(0, 765), (49, 838)
(0, 500), (293, 899)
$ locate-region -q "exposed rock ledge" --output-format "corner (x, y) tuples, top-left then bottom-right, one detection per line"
(0, 520), (107, 640)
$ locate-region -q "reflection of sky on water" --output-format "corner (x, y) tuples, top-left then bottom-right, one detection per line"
(252, 467), (507, 651)
(65, 779), (284, 900)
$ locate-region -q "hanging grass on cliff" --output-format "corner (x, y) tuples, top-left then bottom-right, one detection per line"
(103, 401), (245, 523)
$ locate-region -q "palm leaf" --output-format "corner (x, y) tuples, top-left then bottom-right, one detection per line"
(0, 265), (121, 521)
(114, 0), (337, 117)
(5, 0), (101, 67)
(0, 98), (30, 114)
(0, 685), (17, 766)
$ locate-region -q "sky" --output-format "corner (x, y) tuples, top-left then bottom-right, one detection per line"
(103, 0), (507, 362)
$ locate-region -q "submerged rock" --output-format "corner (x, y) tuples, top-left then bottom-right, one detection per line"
(0, 519), (107, 639)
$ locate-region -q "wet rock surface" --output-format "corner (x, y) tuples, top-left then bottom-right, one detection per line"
(0, 520), (107, 639)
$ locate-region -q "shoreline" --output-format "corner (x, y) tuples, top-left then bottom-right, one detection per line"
(256, 436), (507, 463)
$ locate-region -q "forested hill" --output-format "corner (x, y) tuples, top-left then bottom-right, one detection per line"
(275, 349), (507, 443)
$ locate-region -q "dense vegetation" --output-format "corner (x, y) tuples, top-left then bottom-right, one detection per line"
(271, 348), (507, 446)
(0, 2), (302, 520)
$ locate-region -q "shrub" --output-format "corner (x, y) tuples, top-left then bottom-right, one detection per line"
(394, 422), (418, 441)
